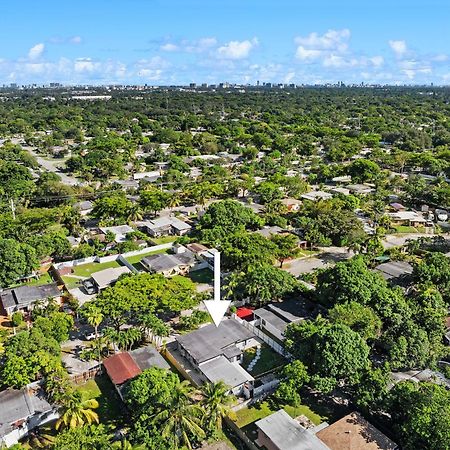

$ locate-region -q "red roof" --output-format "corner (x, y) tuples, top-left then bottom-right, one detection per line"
(103, 352), (142, 385)
(236, 307), (254, 321)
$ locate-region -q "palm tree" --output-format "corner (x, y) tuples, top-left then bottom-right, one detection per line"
(168, 193), (182, 210)
(150, 380), (205, 449)
(24, 427), (55, 449)
(200, 381), (236, 433)
(55, 391), (99, 430)
(85, 307), (104, 340)
(127, 204), (143, 222)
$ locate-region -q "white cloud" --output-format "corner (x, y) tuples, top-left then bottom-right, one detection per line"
(295, 29), (351, 61)
(161, 43), (179, 52)
(389, 40), (407, 57)
(370, 56), (384, 67)
(69, 36), (82, 44)
(217, 38), (258, 60)
(28, 43), (45, 60)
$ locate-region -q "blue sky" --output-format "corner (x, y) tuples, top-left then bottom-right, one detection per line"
(2, 0), (450, 85)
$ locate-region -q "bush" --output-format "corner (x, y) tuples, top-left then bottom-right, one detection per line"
(11, 311), (24, 327)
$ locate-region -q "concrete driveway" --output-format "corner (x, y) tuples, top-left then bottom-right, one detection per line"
(382, 233), (441, 249)
(283, 247), (354, 276)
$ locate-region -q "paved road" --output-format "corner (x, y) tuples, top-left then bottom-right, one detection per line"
(10, 138), (79, 186)
(283, 247), (354, 276)
(382, 233), (441, 249)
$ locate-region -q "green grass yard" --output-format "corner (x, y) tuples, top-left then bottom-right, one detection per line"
(242, 345), (287, 376)
(70, 260), (121, 278)
(124, 247), (170, 265)
(10, 272), (54, 288)
(150, 235), (178, 245)
(187, 268), (214, 284)
(235, 400), (324, 428)
(74, 374), (125, 425)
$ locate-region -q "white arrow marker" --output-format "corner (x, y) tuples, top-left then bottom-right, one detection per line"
(203, 251), (231, 327)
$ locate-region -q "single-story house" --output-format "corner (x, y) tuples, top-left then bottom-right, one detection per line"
(255, 409), (330, 450)
(141, 217), (191, 237)
(176, 319), (258, 396)
(253, 299), (316, 342)
(74, 200), (93, 216)
(256, 226), (285, 238)
(388, 211), (428, 227)
(346, 184), (375, 195)
(141, 252), (195, 277)
(301, 191), (333, 202)
(133, 170), (161, 181)
(103, 345), (170, 399)
(0, 385), (58, 448)
(316, 412), (398, 450)
(374, 261), (413, 285)
(90, 266), (131, 291)
(99, 225), (134, 243)
(329, 186), (350, 196)
(0, 283), (61, 316)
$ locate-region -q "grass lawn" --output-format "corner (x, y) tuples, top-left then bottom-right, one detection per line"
(394, 225), (418, 234)
(71, 259), (122, 278)
(188, 268), (214, 284)
(242, 345), (287, 376)
(235, 399), (325, 428)
(150, 235), (178, 245)
(74, 374), (125, 425)
(10, 272), (54, 288)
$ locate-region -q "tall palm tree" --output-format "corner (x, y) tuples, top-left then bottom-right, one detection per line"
(55, 391), (99, 430)
(200, 381), (236, 433)
(86, 307), (104, 340)
(150, 380), (205, 449)
(127, 204), (143, 223)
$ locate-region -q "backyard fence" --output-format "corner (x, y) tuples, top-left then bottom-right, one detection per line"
(233, 315), (291, 359)
(54, 243), (174, 270)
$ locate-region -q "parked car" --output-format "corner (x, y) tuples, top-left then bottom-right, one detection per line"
(83, 279), (97, 295)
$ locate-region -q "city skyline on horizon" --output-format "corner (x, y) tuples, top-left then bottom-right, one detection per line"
(2, 0), (450, 86)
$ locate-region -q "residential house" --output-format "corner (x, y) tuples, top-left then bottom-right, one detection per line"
(253, 299), (316, 342)
(0, 384), (58, 448)
(99, 225), (134, 243)
(256, 226), (285, 238)
(316, 412), (398, 450)
(301, 191), (333, 202)
(141, 252), (195, 277)
(374, 261), (413, 285)
(388, 211), (428, 228)
(141, 217), (191, 237)
(255, 409), (329, 450)
(74, 200), (93, 216)
(329, 186), (350, 196)
(0, 283), (61, 316)
(175, 319), (258, 396)
(103, 345), (170, 400)
(346, 184), (375, 195)
(90, 266), (131, 291)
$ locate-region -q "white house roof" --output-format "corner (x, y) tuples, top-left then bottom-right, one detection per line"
(199, 356), (253, 388)
(91, 266), (131, 289)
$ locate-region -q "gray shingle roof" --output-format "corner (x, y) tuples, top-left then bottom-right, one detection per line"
(129, 345), (170, 371)
(0, 387), (53, 438)
(1, 283), (60, 310)
(176, 319), (255, 364)
(142, 253), (194, 272)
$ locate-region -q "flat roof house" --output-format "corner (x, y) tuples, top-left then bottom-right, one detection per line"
(141, 252), (195, 277)
(316, 412), (398, 450)
(253, 300), (316, 342)
(90, 266), (131, 291)
(255, 409), (330, 450)
(0, 282), (61, 316)
(0, 385), (58, 448)
(301, 191), (333, 202)
(176, 319), (258, 396)
(374, 261), (413, 285)
(142, 217), (191, 237)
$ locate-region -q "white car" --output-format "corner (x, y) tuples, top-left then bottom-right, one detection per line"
(84, 331), (101, 341)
